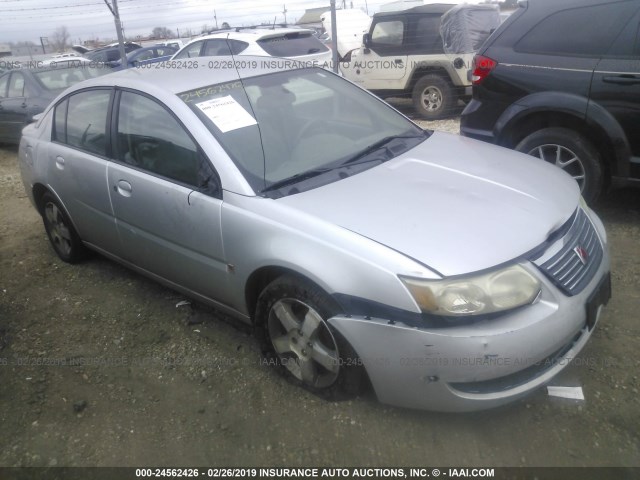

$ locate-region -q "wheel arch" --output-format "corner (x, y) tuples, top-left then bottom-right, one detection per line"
(245, 266), (337, 325)
(32, 183), (83, 234)
(495, 92), (631, 180)
(408, 67), (451, 92)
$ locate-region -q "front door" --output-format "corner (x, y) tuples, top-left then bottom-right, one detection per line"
(108, 90), (230, 302)
(343, 17), (408, 89)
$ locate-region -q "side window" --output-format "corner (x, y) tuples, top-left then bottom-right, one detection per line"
(106, 50), (120, 62)
(53, 99), (68, 143)
(203, 39), (231, 56)
(174, 41), (203, 59)
(516, 2), (639, 57)
(156, 47), (174, 56)
(0, 74), (8, 98)
(411, 15), (443, 54)
(371, 20), (404, 46)
(116, 91), (202, 187)
(8, 73), (25, 98)
(605, 13), (640, 57)
(230, 40), (249, 55)
(65, 90), (111, 156)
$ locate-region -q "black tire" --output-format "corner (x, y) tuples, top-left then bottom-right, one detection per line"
(40, 192), (88, 263)
(412, 74), (454, 120)
(515, 127), (603, 204)
(255, 274), (366, 400)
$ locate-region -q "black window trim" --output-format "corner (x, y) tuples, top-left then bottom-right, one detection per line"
(50, 86), (115, 160)
(111, 87), (222, 199)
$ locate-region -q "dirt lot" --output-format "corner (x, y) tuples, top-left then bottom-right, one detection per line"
(1, 124), (639, 468)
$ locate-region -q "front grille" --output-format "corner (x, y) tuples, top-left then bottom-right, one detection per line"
(536, 209), (602, 296)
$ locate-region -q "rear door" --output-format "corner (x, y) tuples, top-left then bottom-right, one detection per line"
(107, 89), (230, 302)
(46, 88), (122, 255)
(590, 4), (640, 179)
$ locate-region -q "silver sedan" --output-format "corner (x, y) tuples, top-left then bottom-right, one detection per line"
(18, 58), (611, 411)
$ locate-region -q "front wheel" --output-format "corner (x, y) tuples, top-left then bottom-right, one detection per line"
(515, 127), (603, 204)
(255, 275), (366, 400)
(412, 74), (455, 120)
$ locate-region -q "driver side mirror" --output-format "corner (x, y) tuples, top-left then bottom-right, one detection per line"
(363, 33), (371, 50)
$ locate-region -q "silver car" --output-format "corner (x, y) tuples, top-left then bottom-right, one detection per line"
(18, 58), (611, 412)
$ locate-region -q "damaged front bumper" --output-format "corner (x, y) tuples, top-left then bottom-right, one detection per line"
(328, 245), (610, 412)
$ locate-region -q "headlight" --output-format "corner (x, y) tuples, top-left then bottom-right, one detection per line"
(400, 265), (541, 317)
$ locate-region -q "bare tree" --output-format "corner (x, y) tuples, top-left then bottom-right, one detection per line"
(201, 24), (210, 34)
(152, 26), (174, 39)
(51, 26), (70, 52)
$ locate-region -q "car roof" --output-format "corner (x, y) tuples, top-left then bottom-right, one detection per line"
(62, 56), (307, 96)
(373, 3), (455, 17)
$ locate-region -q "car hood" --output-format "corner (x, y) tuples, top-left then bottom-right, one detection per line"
(278, 132), (579, 277)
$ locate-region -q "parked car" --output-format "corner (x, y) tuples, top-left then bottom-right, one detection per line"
(112, 45), (179, 69)
(85, 42), (142, 67)
(0, 59), (107, 144)
(341, 3), (500, 119)
(18, 58), (610, 412)
(460, 0), (640, 203)
(172, 28), (332, 66)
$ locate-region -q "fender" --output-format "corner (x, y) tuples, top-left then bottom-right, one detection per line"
(495, 91), (631, 177)
(494, 91), (590, 141)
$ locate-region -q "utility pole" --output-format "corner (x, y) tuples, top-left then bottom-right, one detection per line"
(103, 0), (126, 65)
(283, 4), (288, 24)
(330, 0), (338, 73)
(214, 9), (219, 30)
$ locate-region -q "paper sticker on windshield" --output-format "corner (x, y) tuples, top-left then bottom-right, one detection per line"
(195, 95), (257, 133)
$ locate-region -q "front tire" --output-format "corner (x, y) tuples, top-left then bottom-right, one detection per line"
(41, 192), (88, 263)
(515, 127), (603, 204)
(412, 74), (454, 120)
(255, 275), (366, 400)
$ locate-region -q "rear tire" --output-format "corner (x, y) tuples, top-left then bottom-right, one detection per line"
(255, 274), (366, 400)
(412, 74), (454, 120)
(515, 127), (603, 204)
(41, 192), (88, 263)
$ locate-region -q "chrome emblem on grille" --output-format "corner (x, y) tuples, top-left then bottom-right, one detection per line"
(574, 246), (589, 265)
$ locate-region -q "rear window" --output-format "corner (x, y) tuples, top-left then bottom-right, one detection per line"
(257, 32), (329, 57)
(515, 2), (639, 57)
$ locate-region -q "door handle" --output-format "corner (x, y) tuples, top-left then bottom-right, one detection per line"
(55, 156), (65, 170)
(603, 75), (640, 85)
(115, 180), (132, 197)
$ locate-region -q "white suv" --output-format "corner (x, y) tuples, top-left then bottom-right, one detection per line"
(172, 28), (332, 66)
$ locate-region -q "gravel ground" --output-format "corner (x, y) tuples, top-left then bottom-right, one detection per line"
(1, 128), (639, 468)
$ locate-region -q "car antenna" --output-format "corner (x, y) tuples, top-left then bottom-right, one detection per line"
(225, 33), (268, 192)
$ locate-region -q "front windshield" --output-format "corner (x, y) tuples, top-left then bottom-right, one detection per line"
(180, 68), (426, 194)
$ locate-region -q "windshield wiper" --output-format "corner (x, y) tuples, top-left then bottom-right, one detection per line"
(341, 132), (428, 166)
(260, 166), (333, 194)
(260, 131), (428, 195)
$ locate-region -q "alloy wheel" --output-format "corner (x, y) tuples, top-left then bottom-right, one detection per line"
(527, 144), (586, 192)
(267, 298), (340, 389)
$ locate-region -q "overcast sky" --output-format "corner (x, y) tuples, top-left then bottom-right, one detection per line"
(0, 0), (483, 45)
